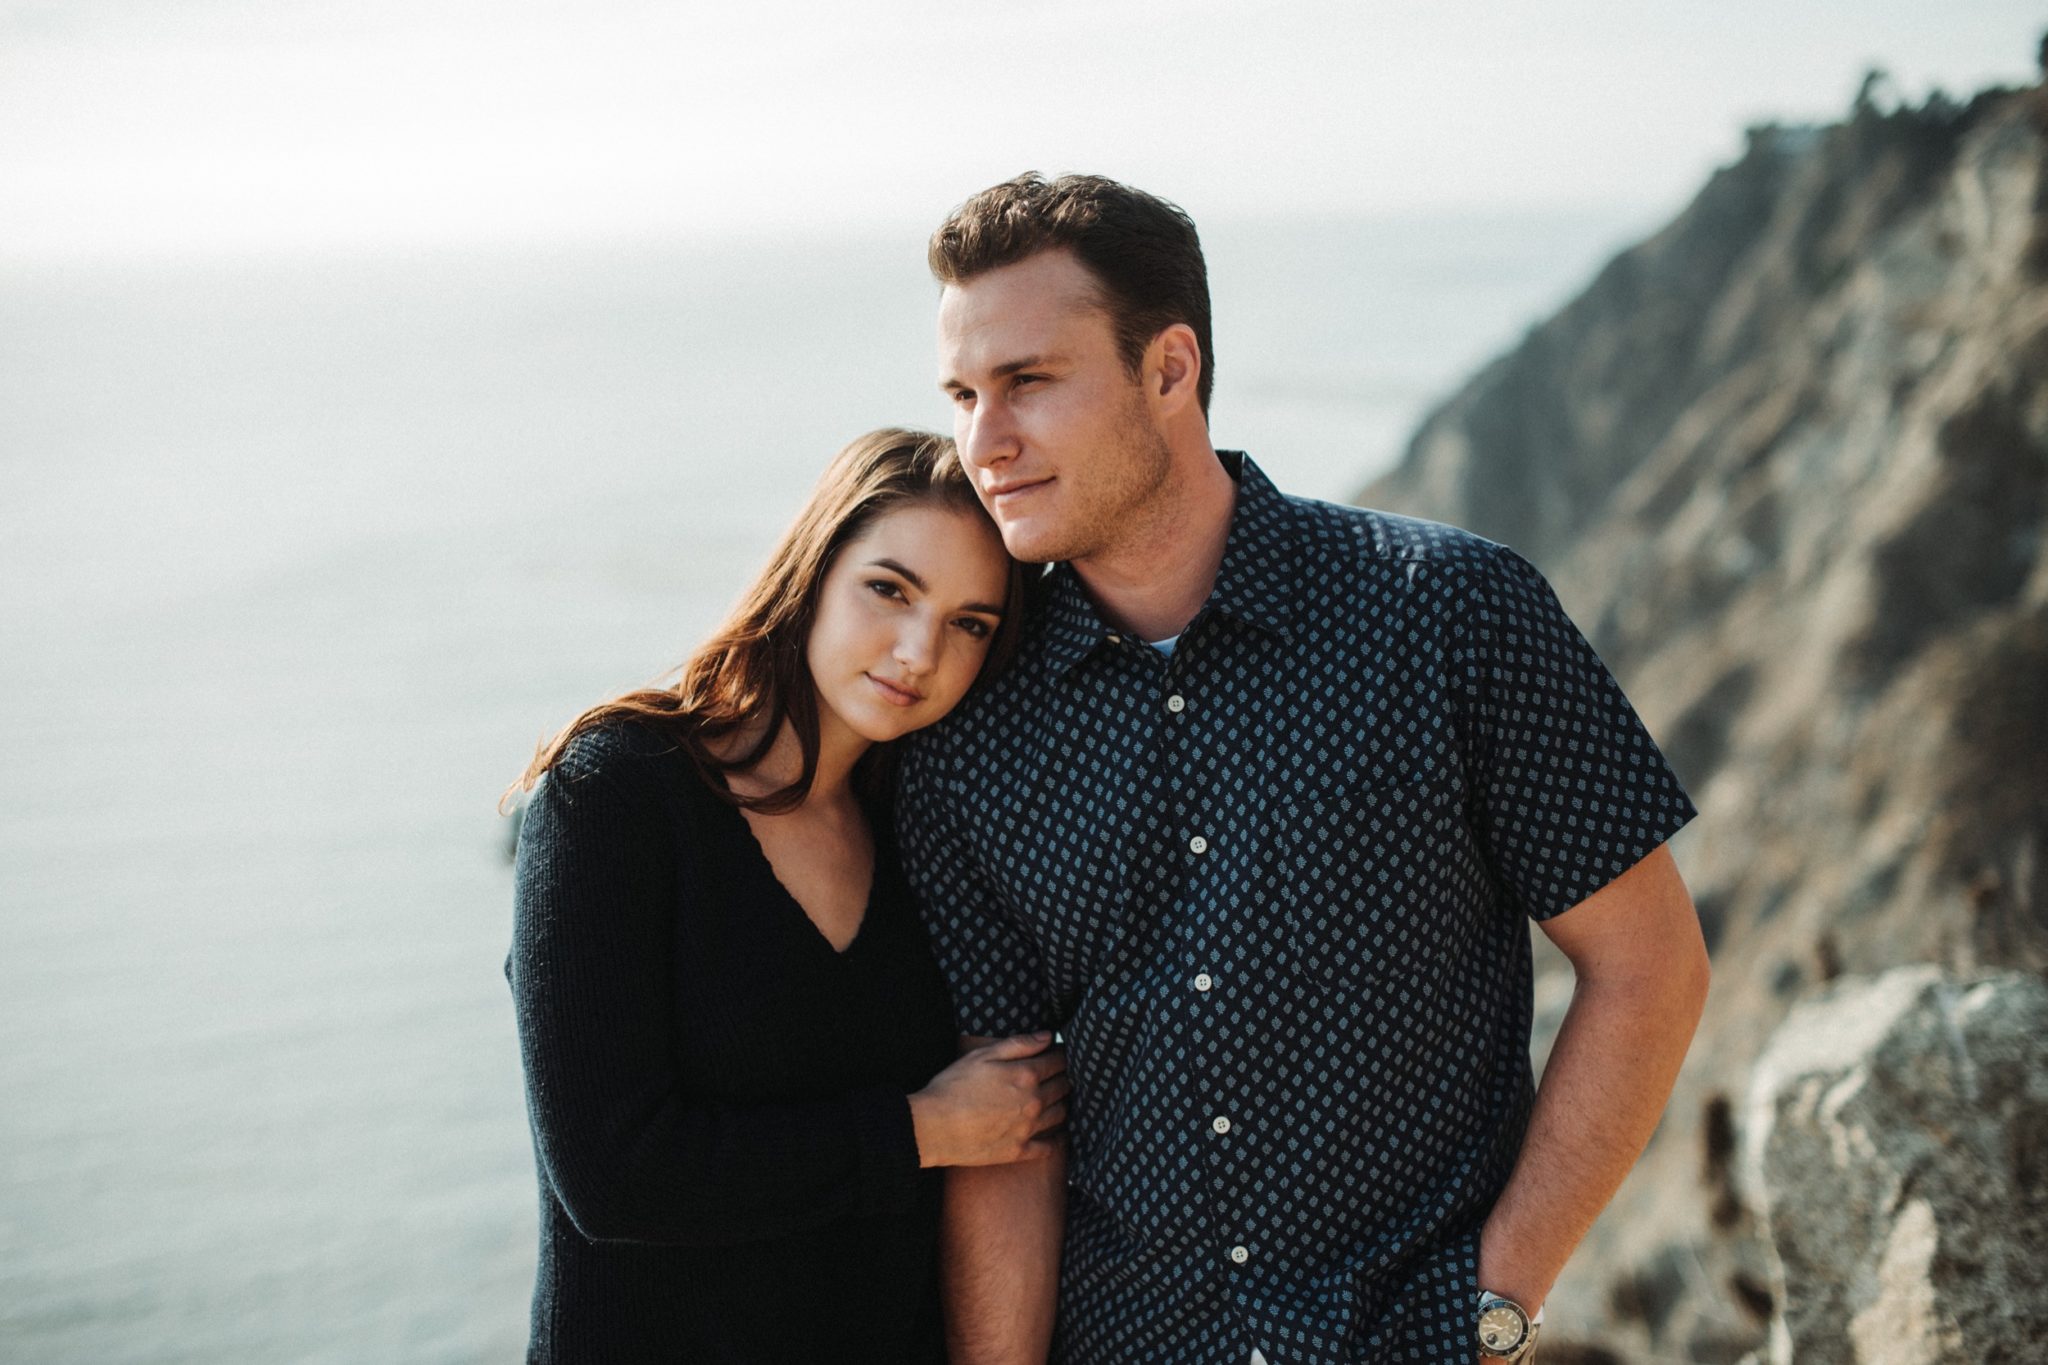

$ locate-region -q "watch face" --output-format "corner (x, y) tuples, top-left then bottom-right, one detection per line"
(1478, 1304), (1528, 1353)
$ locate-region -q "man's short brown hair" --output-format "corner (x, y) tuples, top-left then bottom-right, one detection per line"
(928, 172), (1214, 416)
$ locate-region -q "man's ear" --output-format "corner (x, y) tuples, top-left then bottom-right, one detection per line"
(1150, 323), (1203, 416)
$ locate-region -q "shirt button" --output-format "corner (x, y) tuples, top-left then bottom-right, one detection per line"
(1229, 1244), (1249, 1265)
(1193, 972), (1213, 992)
(1211, 1116), (1232, 1135)
(1189, 835), (1209, 855)
(1166, 694), (1186, 714)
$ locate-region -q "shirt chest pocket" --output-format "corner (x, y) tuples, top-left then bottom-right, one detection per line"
(1274, 773), (1474, 992)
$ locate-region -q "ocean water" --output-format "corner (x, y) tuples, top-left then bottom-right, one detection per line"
(0, 211), (1647, 1362)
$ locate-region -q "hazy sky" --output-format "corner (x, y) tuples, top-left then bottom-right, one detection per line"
(2, 0), (2040, 259)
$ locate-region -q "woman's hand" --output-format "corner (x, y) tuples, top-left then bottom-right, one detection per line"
(910, 1032), (1070, 1168)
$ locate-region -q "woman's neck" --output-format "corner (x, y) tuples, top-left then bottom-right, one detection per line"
(715, 711), (867, 807)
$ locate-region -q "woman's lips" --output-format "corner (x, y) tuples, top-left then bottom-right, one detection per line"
(866, 674), (922, 707)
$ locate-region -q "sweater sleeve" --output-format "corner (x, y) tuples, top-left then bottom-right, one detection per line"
(507, 729), (925, 1247)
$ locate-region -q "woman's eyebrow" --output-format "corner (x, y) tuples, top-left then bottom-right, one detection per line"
(868, 557), (1003, 617)
(867, 557), (926, 591)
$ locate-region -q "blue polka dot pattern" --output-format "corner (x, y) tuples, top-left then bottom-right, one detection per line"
(899, 452), (1695, 1364)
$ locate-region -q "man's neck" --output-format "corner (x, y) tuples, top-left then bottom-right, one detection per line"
(1071, 444), (1238, 643)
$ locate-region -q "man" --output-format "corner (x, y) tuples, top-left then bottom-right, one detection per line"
(898, 173), (1709, 1365)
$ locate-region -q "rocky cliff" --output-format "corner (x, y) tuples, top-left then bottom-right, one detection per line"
(1741, 968), (2048, 1364)
(1357, 71), (2048, 1363)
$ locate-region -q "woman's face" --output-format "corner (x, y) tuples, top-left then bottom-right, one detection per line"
(805, 499), (1011, 749)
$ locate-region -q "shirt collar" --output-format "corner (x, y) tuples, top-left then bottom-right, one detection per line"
(1037, 449), (1300, 679)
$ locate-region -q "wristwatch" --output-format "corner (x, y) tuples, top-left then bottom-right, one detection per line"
(1475, 1290), (1542, 1361)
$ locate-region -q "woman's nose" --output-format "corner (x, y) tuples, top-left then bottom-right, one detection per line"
(894, 617), (942, 674)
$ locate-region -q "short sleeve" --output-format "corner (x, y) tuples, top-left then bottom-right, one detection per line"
(896, 728), (1053, 1038)
(1453, 546), (1697, 922)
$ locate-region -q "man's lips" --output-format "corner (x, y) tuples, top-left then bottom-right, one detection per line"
(986, 477), (1052, 508)
(866, 674), (924, 706)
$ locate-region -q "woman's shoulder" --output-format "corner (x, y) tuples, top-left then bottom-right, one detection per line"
(547, 720), (696, 803)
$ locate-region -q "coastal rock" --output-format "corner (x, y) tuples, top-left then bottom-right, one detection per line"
(1741, 969), (2048, 1363)
(1355, 64), (2048, 1362)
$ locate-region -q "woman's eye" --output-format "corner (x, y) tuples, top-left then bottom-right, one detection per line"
(954, 618), (993, 639)
(866, 579), (905, 600)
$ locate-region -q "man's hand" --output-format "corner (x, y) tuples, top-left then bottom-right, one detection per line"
(1477, 842), (1709, 1315)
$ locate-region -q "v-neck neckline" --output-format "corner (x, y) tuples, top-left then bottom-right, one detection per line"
(712, 783), (878, 959)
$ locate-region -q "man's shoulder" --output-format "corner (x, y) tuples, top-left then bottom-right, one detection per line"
(902, 654), (1035, 772)
(1279, 492), (1504, 572)
(899, 583), (1073, 783)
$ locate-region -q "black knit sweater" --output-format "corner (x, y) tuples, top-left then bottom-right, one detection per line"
(507, 723), (958, 1363)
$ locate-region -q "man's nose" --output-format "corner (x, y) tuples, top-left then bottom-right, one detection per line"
(960, 397), (1020, 471)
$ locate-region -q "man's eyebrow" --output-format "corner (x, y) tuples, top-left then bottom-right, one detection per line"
(869, 558), (1004, 617)
(940, 354), (1061, 391)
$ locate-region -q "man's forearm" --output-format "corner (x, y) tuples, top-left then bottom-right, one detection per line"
(942, 1147), (1066, 1365)
(1478, 960), (1708, 1310)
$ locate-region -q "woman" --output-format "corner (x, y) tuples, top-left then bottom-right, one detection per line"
(504, 429), (1067, 1363)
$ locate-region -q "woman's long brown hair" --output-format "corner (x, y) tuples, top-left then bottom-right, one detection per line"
(504, 428), (1025, 814)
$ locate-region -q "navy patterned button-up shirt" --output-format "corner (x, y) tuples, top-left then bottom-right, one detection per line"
(899, 452), (1695, 1364)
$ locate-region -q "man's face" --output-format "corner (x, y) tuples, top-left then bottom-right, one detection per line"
(937, 249), (1172, 566)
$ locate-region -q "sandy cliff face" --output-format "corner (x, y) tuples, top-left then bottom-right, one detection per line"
(1359, 81), (2048, 1361)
